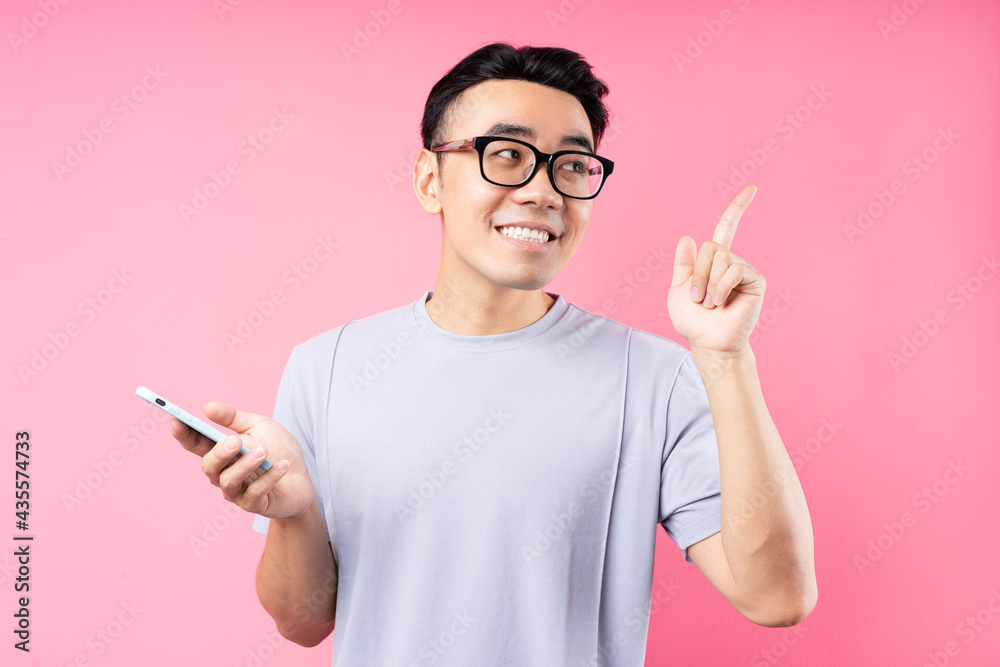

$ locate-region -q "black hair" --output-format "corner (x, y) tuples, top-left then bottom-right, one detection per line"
(420, 42), (611, 178)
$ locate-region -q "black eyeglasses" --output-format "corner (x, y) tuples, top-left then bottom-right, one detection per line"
(432, 136), (615, 200)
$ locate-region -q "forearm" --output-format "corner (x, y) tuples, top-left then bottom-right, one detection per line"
(691, 348), (816, 622)
(256, 499), (338, 647)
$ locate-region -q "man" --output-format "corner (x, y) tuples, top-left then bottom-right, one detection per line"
(172, 42), (816, 665)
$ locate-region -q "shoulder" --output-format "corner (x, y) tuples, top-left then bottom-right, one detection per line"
(621, 320), (693, 383)
(287, 324), (350, 368)
(559, 300), (692, 371)
(285, 297), (417, 366)
(564, 301), (688, 355)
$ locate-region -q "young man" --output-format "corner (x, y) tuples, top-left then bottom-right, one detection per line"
(173, 42), (816, 665)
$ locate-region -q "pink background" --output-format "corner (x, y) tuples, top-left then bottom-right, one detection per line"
(3, 0), (999, 665)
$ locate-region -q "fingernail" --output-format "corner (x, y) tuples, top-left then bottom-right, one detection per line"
(225, 437), (238, 452)
(252, 446), (265, 458)
(713, 292), (723, 306)
(277, 460), (289, 471)
(691, 286), (701, 301)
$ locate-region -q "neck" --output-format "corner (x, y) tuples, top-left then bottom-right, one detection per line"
(426, 275), (556, 336)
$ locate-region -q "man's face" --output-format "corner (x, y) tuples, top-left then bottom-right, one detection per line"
(416, 79), (597, 294)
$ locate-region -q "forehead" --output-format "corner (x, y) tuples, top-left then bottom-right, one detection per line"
(446, 79), (594, 152)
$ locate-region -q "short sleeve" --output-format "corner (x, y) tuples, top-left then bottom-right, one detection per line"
(252, 343), (331, 540)
(658, 352), (722, 563)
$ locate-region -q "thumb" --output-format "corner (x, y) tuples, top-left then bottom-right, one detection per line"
(671, 235), (697, 287)
(204, 401), (265, 434)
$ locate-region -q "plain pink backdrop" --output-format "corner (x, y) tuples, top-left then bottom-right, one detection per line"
(3, 0), (999, 665)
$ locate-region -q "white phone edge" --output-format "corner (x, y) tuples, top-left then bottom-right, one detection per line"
(135, 385), (272, 471)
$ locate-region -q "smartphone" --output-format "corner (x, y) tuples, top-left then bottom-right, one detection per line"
(135, 385), (272, 471)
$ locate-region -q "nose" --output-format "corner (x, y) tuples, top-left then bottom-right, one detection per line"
(513, 160), (563, 208)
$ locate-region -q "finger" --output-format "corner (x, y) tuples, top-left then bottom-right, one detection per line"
(713, 263), (745, 306)
(236, 464), (290, 514)
(218, 440), (272, 500)
(672, 235), (697, 288)
(171, 418), (216, 457)
(703, 250), (733, 309)
(690, 241), (719, 303)
(204, 401), (266, 435)
(231, 462), (291, 514)
(712, 185), (757, 250)
(714, 247), (752, 268)
(201, 435), (251, 485)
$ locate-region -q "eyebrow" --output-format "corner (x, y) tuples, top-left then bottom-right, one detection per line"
(482, 121), (594, 153)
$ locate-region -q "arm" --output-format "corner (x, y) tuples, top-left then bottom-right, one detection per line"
(256, 499), (338, 646)
(686, 348), (816, 627)
(171, 397), (339, 646)
(666, 185), (817, 626)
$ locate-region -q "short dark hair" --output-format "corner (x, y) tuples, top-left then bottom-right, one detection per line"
(420, 42), (612, 177)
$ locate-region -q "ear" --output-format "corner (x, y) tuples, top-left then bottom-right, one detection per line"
(413, 148), (442, 215)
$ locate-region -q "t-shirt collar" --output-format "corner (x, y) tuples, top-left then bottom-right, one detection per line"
(412, 289), (570, 351)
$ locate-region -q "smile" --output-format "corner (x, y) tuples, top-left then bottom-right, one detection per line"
(496, 225), (552, 244)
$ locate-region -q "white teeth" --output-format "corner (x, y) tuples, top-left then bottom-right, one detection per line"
(499, 226), (550, 243)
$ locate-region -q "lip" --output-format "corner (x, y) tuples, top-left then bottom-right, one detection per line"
(494, 222), (560, 240)
(494, 226), (558, 251)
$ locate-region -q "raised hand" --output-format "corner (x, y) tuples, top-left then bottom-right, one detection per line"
(667, 185), (766, 357)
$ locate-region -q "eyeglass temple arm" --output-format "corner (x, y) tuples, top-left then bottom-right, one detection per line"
(432, 138), (476, 151)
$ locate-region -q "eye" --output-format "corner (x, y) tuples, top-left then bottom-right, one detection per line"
(559, 159), (586, 173)
(496, 148), (521, 160)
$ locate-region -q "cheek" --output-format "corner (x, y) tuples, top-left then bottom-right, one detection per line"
(445, 179), (506, 226)
(566, 204), (592, 236)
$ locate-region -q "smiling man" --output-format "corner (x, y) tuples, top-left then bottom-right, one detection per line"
(414, 76), (607, 336)
(172, 42), (816, 666)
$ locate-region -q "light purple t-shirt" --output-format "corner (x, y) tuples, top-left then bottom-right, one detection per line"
(253, 289), (722, 666)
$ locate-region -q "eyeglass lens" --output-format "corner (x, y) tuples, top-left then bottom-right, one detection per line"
(482, 140), (604, 198)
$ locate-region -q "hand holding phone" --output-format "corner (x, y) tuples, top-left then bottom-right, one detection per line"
(136, 386), (318, 519)
(136, 386), (272, 470)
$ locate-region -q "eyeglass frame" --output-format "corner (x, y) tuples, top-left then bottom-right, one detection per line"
(431, 135), (615, 200)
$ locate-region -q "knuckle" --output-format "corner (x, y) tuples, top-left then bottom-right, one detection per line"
(220, 479), (239, 499)
(242, 484), (262, 505)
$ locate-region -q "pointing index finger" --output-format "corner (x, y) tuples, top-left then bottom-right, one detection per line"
(712, 185), (757, 250)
